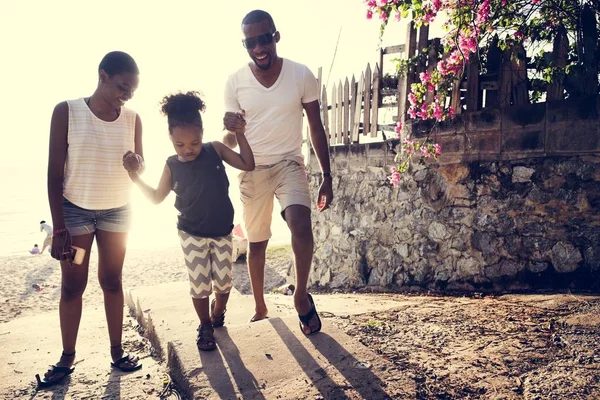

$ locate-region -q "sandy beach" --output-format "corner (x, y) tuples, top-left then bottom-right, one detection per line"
(0, 244), (293, 324)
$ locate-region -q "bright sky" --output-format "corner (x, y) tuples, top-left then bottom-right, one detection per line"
(0, 0), (414, 253)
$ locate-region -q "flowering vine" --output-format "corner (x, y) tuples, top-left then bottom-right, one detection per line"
(366, 0), (598, 187)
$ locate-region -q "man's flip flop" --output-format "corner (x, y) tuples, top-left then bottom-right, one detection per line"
(35, 365), (75, 388)
(249, 315), (269, 323)
(298, 293), (322, 335)
(111, 354), (142, 372)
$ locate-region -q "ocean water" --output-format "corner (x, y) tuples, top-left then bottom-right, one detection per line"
(0, 163), (290, 257)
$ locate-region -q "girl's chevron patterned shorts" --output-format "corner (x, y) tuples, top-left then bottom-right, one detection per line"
(178, 231), (233, 299)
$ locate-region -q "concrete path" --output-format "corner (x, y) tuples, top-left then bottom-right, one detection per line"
(128, 282), (415, 399)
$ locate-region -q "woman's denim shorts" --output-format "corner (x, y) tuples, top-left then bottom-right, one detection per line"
(63, 198), (132, 236)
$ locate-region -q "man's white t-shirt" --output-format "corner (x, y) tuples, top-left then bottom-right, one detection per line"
(224, 58), (319, 166)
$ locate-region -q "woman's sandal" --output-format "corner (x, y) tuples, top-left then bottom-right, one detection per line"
(197, 324), (217, 351)
(210, 299), (226, 328)
(298, 293), (322, 335)
(35, 351), (76, 388)
(110, 345), (142, 372)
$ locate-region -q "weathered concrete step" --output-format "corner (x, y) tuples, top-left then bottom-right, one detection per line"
(127, 282), (415, 399)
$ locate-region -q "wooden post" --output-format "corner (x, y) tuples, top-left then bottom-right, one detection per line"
(416, 25), (430, 75)
(371, 64), (380, 138)
(352, 73), (364, 143)
(349, 75), (357, 142)
(398, 22), (418, 124)
(582, 5), (598, 95)
(331, 82), (337, 145)
(511, 43), (529, 105)
(363, 63), (372, 135)
(321, 84), (330, 142)
(425, 38), (440, 104)
(547, 25), (568, 101)
(343, 77), (350, 145)
(485, 36), (502, 108)
(466, 54), (480, 112)
(450, 70), (464, 113)
(337, 81), (343, 144)
(499, 48), (513, 107)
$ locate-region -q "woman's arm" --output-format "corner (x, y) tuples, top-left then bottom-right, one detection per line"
(47, 102), (69, 231)
(212, 133), (255, 171)
(129, 164), (172, 205)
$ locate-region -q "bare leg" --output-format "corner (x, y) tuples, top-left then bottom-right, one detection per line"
(248, 240), (269, 321)
(192, 297), (211, 326)
(44, 232), (94, 381)
(284, 205), (319, 334)
(95, 229), (136, 367)
(211, 292), (230, 323)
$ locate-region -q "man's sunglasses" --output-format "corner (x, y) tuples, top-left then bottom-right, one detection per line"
(242, 32), (278, 50)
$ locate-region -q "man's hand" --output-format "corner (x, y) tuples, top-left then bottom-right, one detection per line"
(123, 151), (140, 172)
(223, 110), (246, 135)
(317, 177), (333, 212)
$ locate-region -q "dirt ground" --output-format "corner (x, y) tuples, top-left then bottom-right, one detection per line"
(331, 292), (600, 400)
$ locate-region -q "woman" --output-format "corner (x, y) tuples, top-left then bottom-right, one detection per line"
(36, 51), (144, 387)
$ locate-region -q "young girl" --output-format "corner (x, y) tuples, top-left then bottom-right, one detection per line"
(125, 91), (254, 351)
(37, 51), (143, 388)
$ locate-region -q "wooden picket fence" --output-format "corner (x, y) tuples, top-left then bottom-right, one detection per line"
(311, 6), (598, 147)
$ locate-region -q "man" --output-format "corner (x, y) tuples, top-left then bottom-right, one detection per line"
(40, 220), (53, 254)
(223, 10), (333, 335)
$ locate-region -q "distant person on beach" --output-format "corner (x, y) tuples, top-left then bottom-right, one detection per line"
(30, 244), (40, 255)
(222, 10), (333, 335)
(124, 91), (254, 351)
(40, 220), (53, 254)
(38, 51), (144, 387)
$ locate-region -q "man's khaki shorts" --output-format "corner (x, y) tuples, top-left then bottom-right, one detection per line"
(238, 159), (311, 243)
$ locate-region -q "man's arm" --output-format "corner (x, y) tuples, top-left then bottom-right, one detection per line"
(303, 100), (333, 211)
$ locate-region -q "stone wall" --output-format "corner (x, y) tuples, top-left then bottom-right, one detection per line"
(305, 96), (600, 292)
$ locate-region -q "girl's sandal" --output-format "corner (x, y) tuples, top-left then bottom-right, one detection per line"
(197, 324), (217, 351)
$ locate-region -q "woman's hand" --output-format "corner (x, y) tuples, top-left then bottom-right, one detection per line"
(50, 231), (73, 265)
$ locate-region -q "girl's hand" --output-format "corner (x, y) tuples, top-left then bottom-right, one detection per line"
(223, 110), (246, 135)
(123, 151), (141, 172)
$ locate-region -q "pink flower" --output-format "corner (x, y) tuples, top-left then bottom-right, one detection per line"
(395, 121), (403, 137)
(408, 107), (417, 119)
(366, 0), (377, 6)
(476, 0), (490, 25)
(366, 10), (373, 19)
(432, 0), (442, 12)
(394, 11), (402, 22)
(419, 71), (431, 83)
(515, 31), (524, 40)
(447, 106), (456, 119)
(433, 143), (442, 158)
(427, 83), (435, 92)
(379, 11), (388, 22)
(408, 92), (417, 106)
(432, 102), (443, 120)
(420, 146), (431, 158)
(388, 170), (401, 187)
